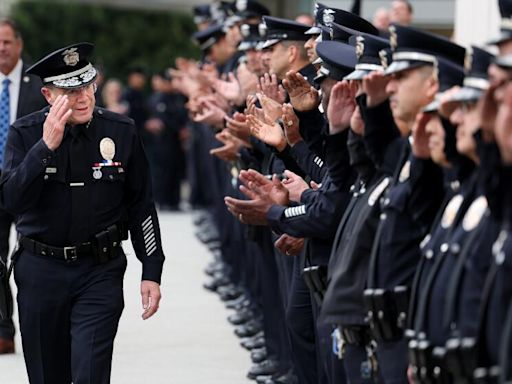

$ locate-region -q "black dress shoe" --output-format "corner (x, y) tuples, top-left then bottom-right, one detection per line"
(218, 286), (244, 301)
(227, 309), (255, 325)
(250, 348), (267, 364)
(235, 320), (262, 338)
(240, 333), (265, 350)
(225, 295), (250, 310)
(204, 261), (225, 276)
(261, 371), (298, 384)
(202, 273), (231, 292)
(247, 359), (279, 380)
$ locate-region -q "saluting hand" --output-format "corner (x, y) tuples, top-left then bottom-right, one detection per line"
(141, 280), (161, 320)
(282, 71), (320, 112)
(43, 95), (72, 151)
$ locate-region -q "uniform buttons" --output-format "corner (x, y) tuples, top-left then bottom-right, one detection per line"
(450, 243), (460, 254)
(353, 192), (359, 198)
(98, 109), (104, 115)
(109, 175), (114, 180)
(425, 249), (434, 259)
(44, 175), (49, 180)
(42, 158), (48, 165)
(496, 251), (506, 265)
(350, 185), (355, 192)
(440, 243), (449, 253)
(380, 213), (387, 221)
(360, 187), (366, 194)
(384, 198), (390, 206)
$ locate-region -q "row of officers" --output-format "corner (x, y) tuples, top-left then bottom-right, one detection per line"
(183, 1), (512, 384)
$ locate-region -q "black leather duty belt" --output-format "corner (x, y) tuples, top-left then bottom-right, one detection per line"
(19, 224), (127, 263)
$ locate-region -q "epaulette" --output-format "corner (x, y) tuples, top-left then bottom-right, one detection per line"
(93, 107), (134, 126)
(12, 107), (49, 128)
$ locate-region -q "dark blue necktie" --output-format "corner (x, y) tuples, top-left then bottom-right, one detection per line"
(0, 78), (11, 167)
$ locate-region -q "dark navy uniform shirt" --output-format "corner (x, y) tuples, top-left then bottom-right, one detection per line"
(0, 106), (165, 283)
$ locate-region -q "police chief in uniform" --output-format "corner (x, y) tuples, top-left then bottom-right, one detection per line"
(0, 43), (165, 384)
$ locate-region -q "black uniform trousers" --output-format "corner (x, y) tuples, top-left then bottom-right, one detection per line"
(15, 249), (126, 384)
(0, 205), (14, 339)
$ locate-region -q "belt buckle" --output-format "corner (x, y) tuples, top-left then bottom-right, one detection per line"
(63, 246), (78, 262)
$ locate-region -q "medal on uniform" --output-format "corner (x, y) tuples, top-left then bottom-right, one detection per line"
(99, 137), (116, 163)
(92, 166), (102, 179)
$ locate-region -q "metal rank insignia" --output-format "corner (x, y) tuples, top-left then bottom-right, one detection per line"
(92, 166), (103, 180)
(99, 137), (116, 162)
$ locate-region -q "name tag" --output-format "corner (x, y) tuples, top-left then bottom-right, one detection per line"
(45, 167), (57, 174)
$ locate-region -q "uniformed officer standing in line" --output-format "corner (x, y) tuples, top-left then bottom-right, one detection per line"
(0, 43), (164, 384)
(0, 18), (47, 355)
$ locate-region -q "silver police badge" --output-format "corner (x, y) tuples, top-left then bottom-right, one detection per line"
(99, 137), (116, 162)
(441, 194), (464, 229)
(62, 48), (80, 67)
(356, 36), (365, 59)
(323, 9), (335, 26)
(389, 25), (398, 51)
(462, 196), (488, 232)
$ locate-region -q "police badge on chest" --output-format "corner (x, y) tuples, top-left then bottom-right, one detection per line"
(92, 137), (123, 179)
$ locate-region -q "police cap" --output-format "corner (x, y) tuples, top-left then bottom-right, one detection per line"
(260, 16), (310, 49)
(26, 42), (97, 89)
(314, 41), (357, 83)
(385, 24), (466, 76)
(193, 23), (225, 51)
(344, 32), (390, 80)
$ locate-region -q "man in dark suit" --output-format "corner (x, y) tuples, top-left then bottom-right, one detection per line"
(0, 18), (46, 354)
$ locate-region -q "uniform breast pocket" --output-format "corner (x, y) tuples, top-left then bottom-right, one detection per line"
(92, 166), (126, 213)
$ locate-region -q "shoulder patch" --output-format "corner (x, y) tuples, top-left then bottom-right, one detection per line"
(441, 194), (464, 229)
(462, 196), (488, 232)
(94, 107), (134, 126)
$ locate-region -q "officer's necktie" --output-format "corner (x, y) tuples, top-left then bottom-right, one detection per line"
(0, 78), (11, 168)
(68, 124), (90, 244)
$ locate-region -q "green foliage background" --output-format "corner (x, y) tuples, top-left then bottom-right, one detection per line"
(10, 1), (200, 80)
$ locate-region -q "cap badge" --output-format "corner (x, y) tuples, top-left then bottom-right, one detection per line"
(356, 36), (365, 59)
(379, 49), (388, 69)
(323, 9), (335, 26)
(236, 0), (247, 12)
(314, 3), (319, 17)
(389, 25), (398, 51)
(464, 46), (474, 73)
(62, 48), (80, 67)
(258, 23), (267, 37)
(99, 137), (116, 162)
(241, 24), (250, 37)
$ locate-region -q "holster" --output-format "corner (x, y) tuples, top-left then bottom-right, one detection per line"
(443, 337), (477, 384)
(303, 265), (327, 306)
(363, 287), (408, 342)
(473, 367), (500, 384)
(409, 339), (452, 384)
(93, 224), (126, 264)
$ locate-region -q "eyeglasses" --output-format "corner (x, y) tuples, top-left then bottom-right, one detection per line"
(59, 83), (97, 99)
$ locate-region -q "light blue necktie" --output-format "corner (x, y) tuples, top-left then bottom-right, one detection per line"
(0, 78), (11, 167)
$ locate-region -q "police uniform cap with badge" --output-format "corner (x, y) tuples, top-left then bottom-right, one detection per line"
(326, 9), (379, 44)
(344, 31), (390, 81)
(488, 0), (512, 46)
(238, 23), (264, 51)
(227, 0), (270, 24)
(193, 23), (226, 52)
(446, 46), (495, 105)
(314, 41), (357, 83)
(260, 15), (311, 50)
(384, 24), (466, 77)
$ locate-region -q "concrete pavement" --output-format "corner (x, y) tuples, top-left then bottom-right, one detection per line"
(0, 211), (251, 383)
